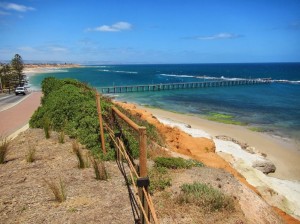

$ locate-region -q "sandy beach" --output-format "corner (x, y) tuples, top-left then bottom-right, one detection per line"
(23, 64), (80, 77)
(142, 107), (300, 181)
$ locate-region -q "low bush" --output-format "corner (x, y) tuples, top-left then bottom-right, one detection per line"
(154, 157), (204, 169)
(177, 182), (234, 212)
(149, 166), (171, 193)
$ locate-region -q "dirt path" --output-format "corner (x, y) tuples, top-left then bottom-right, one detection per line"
(0, 92), (42, 138)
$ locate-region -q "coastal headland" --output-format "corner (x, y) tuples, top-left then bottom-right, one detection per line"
(1, 65), (299, 223)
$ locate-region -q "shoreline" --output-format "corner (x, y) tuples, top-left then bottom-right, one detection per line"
(115, 100), (300, 220)
(23, 64), (81, 77)
(141, 106), (300, 181)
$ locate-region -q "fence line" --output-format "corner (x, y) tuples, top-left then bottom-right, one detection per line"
(95, 92), (159, 223)
(105, 123), (159, 224)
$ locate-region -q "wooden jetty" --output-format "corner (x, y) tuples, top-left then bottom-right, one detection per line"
(101, 78), (271, 94)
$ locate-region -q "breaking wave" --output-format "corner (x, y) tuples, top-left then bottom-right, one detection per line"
(98, 69), (138, 74)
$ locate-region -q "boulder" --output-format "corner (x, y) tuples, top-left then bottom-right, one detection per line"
(252, 160), (276, 174)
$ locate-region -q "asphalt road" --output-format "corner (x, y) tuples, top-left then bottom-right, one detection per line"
(0, 92), (42, 138)
(0, 93), (31, 112)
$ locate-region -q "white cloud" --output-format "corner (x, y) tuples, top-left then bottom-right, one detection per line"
(0, 2), (35, 12)
(87, 21), (132, 32)
(197, 33), (242, 40)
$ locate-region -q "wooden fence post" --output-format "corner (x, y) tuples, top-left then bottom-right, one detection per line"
(95, 92), (106, 154)
(139, 127), (147, 177)
(137, 127), (150, 223)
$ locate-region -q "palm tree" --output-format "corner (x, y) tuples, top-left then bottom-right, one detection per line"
(11, 54), (24, 85)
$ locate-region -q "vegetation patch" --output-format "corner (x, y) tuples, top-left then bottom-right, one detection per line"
(154, 157), (204, 169)
(177, 182), (234, 212)
(149, 166), (171, 193)
(116, 106), (164, 145)
(30, 77), (113, 157)
(206, 112), (247, 126)
(29, 77), (163, 161)
(248, 126), (266, 132)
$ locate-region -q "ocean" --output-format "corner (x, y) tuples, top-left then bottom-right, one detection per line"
(29, 63), (300, 143)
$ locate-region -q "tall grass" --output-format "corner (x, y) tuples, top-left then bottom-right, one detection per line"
(44, 178), (67, 202)
(43, 117), (51, 139)
(26, 144), (36, 163)
(58, 130), (65, 144)
(72, 140), (88, 168)
(0, 137), (10, 164)
(177, 182), (234, 212)
(92, 158), (108, 180)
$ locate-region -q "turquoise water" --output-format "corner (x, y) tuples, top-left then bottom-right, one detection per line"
(30, 63), (300, 141)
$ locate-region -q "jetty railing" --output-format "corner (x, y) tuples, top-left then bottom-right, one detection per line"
(101, 78), (271, 94)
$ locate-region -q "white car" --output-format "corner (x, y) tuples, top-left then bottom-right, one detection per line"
(15, 87), (27, 95)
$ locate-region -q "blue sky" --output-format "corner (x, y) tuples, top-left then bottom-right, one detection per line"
(0, 0), (300, 64)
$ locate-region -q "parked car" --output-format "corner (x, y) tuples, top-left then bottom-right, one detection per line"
(15, 87), (27, 95)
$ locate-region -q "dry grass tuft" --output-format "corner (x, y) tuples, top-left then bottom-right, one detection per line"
(43, 117), (51, 139)
(72, 140), (89, 168)
(0, 137), (10, 164)
(58, 130), (65, 144)
(93, 157), (108, 180)
(26, 144), (36, 163)
(44, 178), (67, 203)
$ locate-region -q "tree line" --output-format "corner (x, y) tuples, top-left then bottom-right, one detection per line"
(0, 54), (25, 94)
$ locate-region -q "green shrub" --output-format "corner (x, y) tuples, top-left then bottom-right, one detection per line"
(177, 182), (234, 212)
(30, 77), (113, 156)
(116, 105), (164, 147)
(154, 157), (204, 169)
